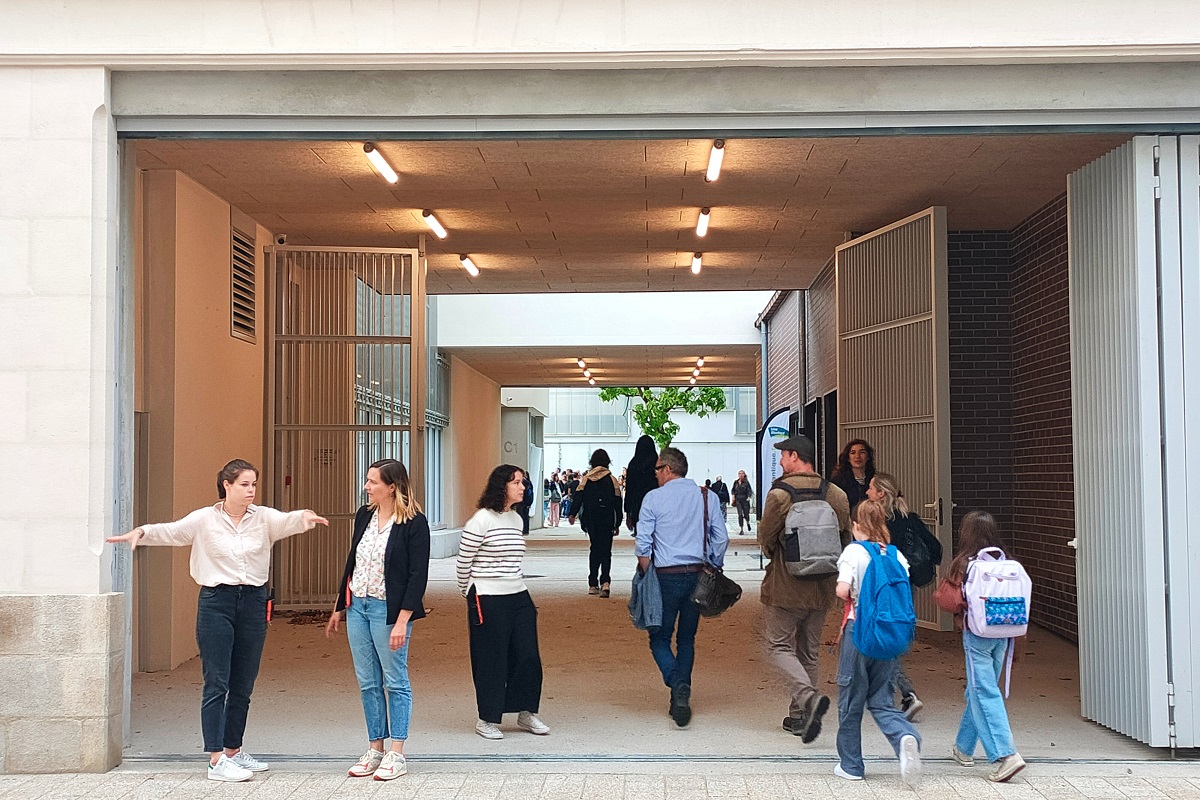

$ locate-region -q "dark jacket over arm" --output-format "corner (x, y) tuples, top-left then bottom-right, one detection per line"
(336, 504), (431, 625)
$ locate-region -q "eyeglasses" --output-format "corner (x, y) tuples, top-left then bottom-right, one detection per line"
(654, 464), (668, 472)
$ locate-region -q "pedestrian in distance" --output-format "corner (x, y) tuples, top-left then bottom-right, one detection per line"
(569, 448), (623, 598)
(830, 439), (877, 511)
(710, 475), (731, 522)
(934, 510), (1028, 783)
(867, 471), (943, 720)
(325, 459), (429, 781)
(635, 446), (729, 728)
(547, 478), (562, 527)
(105, 459), (328, 783)
(757, 435), (850, 743)
(624, 435), (658, 537)
(456, 465), (550, 740)
(833, 499), (922, 787)
(731, 469), (754, 534)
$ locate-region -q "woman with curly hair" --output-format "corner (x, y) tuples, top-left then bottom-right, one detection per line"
(830, 439), (876, 510)
(455, 464), (550, 740)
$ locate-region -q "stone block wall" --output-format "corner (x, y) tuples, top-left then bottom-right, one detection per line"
(0, 594), (125, 773)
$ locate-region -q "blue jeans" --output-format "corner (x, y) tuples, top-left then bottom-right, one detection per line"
(836, 619), (920, 777)
(956, 630), (1017, 762)
(347, 595), (414, 742)
(195, 584), (268, 753)
(648, 572), (701, 689)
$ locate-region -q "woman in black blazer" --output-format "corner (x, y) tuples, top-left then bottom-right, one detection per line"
(325, 459), (430, 782)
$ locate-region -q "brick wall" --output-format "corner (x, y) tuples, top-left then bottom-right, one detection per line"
(1010, 194), (1077, 641)
(947, 232), (1015, 537)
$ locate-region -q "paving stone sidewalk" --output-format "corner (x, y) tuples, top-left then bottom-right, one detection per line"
(3, 768), (1200, 800)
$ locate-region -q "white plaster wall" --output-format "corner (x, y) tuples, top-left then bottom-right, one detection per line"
(0, 66), (119, 595)
(439, 292), (770, 348)
(2, 1), (1199, 63)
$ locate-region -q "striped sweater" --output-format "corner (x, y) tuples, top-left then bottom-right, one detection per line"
(456, 508), (527, 597)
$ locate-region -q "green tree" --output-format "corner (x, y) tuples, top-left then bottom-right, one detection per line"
(597, 386), (728, 450)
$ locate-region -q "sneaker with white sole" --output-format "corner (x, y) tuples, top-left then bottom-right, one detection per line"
(517, 711), (550, 735)
(373, 750), (407, 781)
(207, 754), (253, 783)
(951, 745), (975, 767)
(833, 764), (863, 781)
(475, 719), (504, 739)
(987, 753), (1027, 783)
(228, 750), (269, 772)
(348, 748), (385, 777)
(899, 734), (923, 789)
(901, 693), (924, 721)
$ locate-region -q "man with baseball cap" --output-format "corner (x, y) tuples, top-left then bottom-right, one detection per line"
(758, 435), (851, 743)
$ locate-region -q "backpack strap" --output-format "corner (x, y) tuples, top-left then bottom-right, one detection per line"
(771, 478), (825, 501)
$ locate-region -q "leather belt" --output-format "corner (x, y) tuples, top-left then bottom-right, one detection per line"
(656, 564), (704, 574)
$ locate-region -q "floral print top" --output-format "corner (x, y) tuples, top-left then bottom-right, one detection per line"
(349, 510), (388, 600)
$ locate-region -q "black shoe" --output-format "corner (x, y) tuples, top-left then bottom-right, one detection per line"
(782, 715), (807, 736)
(669, 683), (692, 727)
(800, 693), (830, 744)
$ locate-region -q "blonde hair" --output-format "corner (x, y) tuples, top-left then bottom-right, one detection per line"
(870, 472), (910, 519)
(369, 459), (422, 524)
(851, 500), (891, 545)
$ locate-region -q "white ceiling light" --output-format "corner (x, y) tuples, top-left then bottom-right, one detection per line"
(691, 253), (703, 275)
(583, 369), (591, 378)
(696, 207), (711, 237)
(588, 378), (596, 386)
(362, 143), (398, 184)
(422, 210), (448, 239)
(696, 357), (705, 367)
(693, 367), (701, 377)
(705, 140), (725, 182)
(689, 377), (697, 385)
(458, 255), (479, 277)
(577, 358), (586, 368)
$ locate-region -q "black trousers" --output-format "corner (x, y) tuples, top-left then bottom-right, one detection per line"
(735, 499), (752, 529)
(588, 528), (615, 586)
(466, 589), (543, 723)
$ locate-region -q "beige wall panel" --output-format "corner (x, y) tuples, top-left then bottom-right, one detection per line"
(447, 356), (501, 528)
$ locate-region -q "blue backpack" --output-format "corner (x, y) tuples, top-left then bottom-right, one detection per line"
(852, 541), (917, 660)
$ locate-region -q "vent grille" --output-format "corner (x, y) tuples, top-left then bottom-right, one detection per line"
(230, 228), (256, 343)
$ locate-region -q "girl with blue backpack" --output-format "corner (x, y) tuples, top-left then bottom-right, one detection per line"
(833, 500), (922, 787)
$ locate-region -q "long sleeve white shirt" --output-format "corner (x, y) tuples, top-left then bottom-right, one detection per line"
(139, 503), (311, 587)
(455, 508), (527, 597)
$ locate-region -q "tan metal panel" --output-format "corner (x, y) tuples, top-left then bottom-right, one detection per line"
(265, 246), (422, 608)
(836, 207), (951, 630)
(765, 290), (800, 413)
(806, 261), (837, 399)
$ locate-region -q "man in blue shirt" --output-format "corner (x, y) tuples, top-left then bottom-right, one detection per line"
(636, 446), (729, 727)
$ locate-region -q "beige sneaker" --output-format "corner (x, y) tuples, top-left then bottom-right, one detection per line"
(373, 750), (407, 781)
(951, 745), (975, 767)
(348, 748), (384, 777)
(987, 753), (1027, 783)
(517, 711), (550, 735)
(475, 719), (504, 739)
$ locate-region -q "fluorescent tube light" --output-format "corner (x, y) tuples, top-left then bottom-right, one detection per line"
(422, 210), (447, 239)
(458, 255), (479, 277)
(363, 143), (398, 184)
(696, 207), (711, 237)
(705, 140), (725, 182)
(691, 253), (703, 275)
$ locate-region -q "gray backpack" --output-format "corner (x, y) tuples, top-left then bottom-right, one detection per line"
(773, 479), (841, 578)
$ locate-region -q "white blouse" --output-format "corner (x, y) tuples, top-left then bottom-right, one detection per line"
(139, 503), (311, 587)
(348, 510), (388, 600)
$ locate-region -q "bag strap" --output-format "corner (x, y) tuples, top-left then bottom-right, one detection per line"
(699, 486), (711, 566)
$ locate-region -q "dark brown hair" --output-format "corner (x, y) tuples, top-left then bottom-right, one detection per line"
(478, 464), (523, 513)
(948, 510), (1004, 582)
(851, 499), (890, 545)
(217, 459), (258, 499)
(832, 439), (876, 483)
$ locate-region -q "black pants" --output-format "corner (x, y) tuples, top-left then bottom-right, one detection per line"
(195, 584), (268, 752)
(735, 499), (752, 529)
(517, 504), (531, 536)
(588, 528), (615, 586)
(466, 589), (543, 723)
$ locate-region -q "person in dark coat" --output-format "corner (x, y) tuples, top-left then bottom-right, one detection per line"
(570, 449), (623, 597)
(710, 475), (731, 520)
(830, 439), (876, 510)
(624, 435), (659, 537)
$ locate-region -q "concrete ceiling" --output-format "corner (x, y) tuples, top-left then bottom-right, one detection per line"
(442, 344), (760, 388)
(134, 133), (1129, 295)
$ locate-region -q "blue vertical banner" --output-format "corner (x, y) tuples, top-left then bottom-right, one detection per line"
(755, 407), (791, 517)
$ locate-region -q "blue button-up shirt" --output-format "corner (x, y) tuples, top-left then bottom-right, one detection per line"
(636, 477), (728, 568)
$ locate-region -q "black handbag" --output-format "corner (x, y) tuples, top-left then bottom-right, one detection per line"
(690, 486), (742, 617)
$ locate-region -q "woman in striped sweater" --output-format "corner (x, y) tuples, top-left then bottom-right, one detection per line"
(456, 464), (551, 740)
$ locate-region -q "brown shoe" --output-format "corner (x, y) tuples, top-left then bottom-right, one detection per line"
(600, 583), (610, 598)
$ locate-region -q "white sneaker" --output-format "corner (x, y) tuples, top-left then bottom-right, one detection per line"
(899, 734), (923, 789)
(833, 764), (863, 781)
(373, 750), (407, 781)
(517, 711), (550, 735)
(228, 750), (268, 772)
(207, 754), (253, 782)
(348, 748), (385, 777)
(475, 719), (504, 739)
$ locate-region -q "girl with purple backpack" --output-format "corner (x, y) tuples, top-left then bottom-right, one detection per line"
(933, 511), (1027, 783)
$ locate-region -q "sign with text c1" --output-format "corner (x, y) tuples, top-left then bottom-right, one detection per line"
(755, 407), (791, 516)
